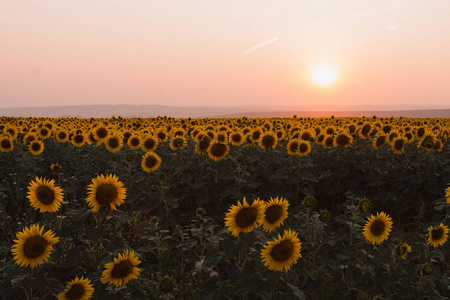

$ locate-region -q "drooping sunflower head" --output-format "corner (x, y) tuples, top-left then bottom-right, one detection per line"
(141, 151), (162, 173)
(27, 176), (64, 213)
(101, 249), (141, 287)
(362, 212), (393, 245)
(319, 210), (331, 222)
(11, 224), (59, 268)
(303, 196), (316, 208)
(359, 198), (371, 213)
(259, 197), (289, 232)
(333, 132), (353, 148)
(87, 174), (127, 212)
(57, 276), (94, 300)
(397, 242), (411, 260)
(261, 229), (302, 272)
(207, 140), (230, 161)
(224, 197), (264, 237)
(427, 223), (449, 248)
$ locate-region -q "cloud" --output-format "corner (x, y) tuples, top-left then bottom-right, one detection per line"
(245, 37), (278, 53)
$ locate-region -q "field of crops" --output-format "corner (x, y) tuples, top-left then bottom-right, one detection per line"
(0, 115), (449, 300)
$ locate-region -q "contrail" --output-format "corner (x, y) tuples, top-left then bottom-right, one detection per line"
(245, 37), (278, 53)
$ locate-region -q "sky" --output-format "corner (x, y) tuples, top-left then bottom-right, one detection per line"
(1, 0), (450, 109)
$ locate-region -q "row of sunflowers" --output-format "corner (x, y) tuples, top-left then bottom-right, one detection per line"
(1, 115), (449, 299)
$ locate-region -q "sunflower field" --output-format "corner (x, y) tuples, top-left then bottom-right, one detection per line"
(0, 115), (449, 300)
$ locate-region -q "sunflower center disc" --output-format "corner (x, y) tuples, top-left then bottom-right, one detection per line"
(74, 135), (84, 143)
(145, 139), (155, 149)
(36, 186), (55, 205)
(265, 205), (283, 224)
(299, 143), (308, 153)
(112, 260), (134, 278)
(23, 236), (48, 258)
(66, 284), (85, 300)
(394, 140), (404, 150)
(210, 143), (227, 157)
(130, 138), (140, 147)
(262, 136), (275, 147)
(370, 220), (385, 236)
(31, 143), (41, 152)
(199, 138), (210, 150)
(108, 138), (119, 148)
(289, 142), (299, 152)
(376, 137), (386, 147)
(96, 184), (118, 205)
(96, 128), (107, 138)
(235, 207), (257, 228)
(232, 135), (241, 143)
(271, 240), (293, 262)
(145, 156), (157, 168)
(431, 228), (443, 240)
(1, 139), (11, 149)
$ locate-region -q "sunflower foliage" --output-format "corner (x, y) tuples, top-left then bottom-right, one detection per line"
(0, 115), (449, 299)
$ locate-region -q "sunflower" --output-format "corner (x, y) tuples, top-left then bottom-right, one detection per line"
(29, 140), (44, 155)
(23, 132), (38, 144)
(250, 127), (263, 143)
(37, 127), (52, 139)
(86, 174), (127, 212)
(141, 135), (158, 152)
(391, 137), (406, 154)
(11, 224), (59, 268)
(127, 134), (142, 150)
(261, 229), (302, 272)
(372, 134), (387, 150)
(104, 134), (123, 153)
(101, 249), (141, 287)
(156, 129), (168, 144)
(258, 132), (278, 150)
(51, 163), (62, 173)
(27, 177), (64, 213)
(298, 140), (311, 156)
(224, 197), (264, 237)
(71, 133), (86, 147)
(92, 125), (109, 143)
(0, 135), (14, 152)
(427, 223), (449, 248)
(54, 129), (70, 143)
(58, 276), (94, 300)
(362, 212), (393, 245)
(169, 136), (187, 150)
(207, 140), (229, 161)
(216, 132), (228, 143)
(397, 242), (411, 260)
(445, 187), (450, 204)
(141, 151), (162, 173)
(333, 132), (353, 148)
(287, 139), (300, 155)
(259, 197), (289, 232)
(230, 131), (244, 146)
(322, 135), (334, 149)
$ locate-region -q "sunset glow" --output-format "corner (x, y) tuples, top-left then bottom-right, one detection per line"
(310, 63), (338, 87)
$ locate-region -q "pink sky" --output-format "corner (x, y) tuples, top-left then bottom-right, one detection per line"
(1, 0), (450, 109)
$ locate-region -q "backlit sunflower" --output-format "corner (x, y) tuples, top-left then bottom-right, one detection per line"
(427, 223), (449, 248)
(287, 139), (300, 155)
(372, 134), (387, 150)
(230, 131), (244, 146)
(27, 177), (64, 213)
(0, 135), (14, 152)
(141, 135), (158, 152)
(391, 137), (406, 154)
(258, 132), (278, 150)
(362, 212), (393, 245)
(141, 151), (162, 173)
(261, 229), (302, 272)
(207, 140), (229, 161)
(224, 197), (264, 237)
(298, 140), (311, 156)
(397, 242), (411, 260)
(58, 276), (94, 300)
(104, 134), (123, 153)
(259, 197), (289, 232)
(101, 249), (141, 287)
(87, 174), (127, 212)
(11, 224), (59, 268)
(333, 132), (353, 148)
(127, 134), (142, 150)
(71, 133), (86, 147)
(29, 140), (44, 155)
(322, 135), (334, 149)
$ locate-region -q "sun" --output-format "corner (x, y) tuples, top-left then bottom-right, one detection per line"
(309, 63), (338, 87)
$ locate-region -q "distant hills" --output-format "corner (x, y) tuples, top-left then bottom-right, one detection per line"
(1, 104), (449, 118)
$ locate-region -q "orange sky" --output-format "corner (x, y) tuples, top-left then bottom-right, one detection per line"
(1, 1), (450, 109)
